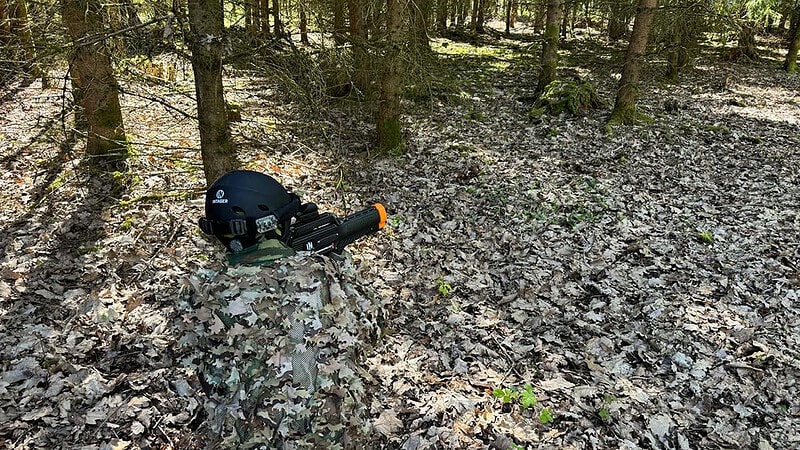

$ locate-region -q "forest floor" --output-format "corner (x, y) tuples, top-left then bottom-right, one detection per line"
(1, 23), (800, 450)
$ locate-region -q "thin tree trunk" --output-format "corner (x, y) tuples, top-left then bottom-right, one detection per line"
(348, 0), (370, 93)
(300, 1), (308, 43)
(608, 0), (658, 124)
(476, 0), (485, 32)
(607, 0), (628, 41)
(260, 0), (271, 37)
(505, 0), (511, 34)
(272, 0), (282, 35)
(533, 1), (545, 34)
(187, 0), (238, 184)
(436, 0), (448, 33)
(510, 0), (517, 27)
(10, 0), (39, 74)
(785, 15), (800, 72)
(470, 0), (478, 30)
(333, 0), (346, 44)
(376, 0), (406, 152)
(62, 0), (127, 164)
(1, 0), (12, 43)
(410, 0), (432, 48)
(560, 0), (568, 39)
(536, 0), (561, 94)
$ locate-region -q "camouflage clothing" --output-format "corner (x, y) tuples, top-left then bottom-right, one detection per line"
(228, 239), (297, 267)
(177, 253), (383, 449)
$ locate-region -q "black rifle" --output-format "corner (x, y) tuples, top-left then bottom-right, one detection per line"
(286, 203), (386, 254)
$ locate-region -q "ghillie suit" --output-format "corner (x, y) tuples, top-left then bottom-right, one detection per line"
(177, 253), (383, 449)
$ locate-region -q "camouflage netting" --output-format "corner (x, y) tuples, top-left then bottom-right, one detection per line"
(176, 253), (384, 449)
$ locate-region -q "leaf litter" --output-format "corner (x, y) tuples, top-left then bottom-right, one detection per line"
(1, 28), (799, 449)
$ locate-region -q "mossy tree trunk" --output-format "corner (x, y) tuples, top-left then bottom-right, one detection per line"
(608, 0), (658, 124)
(62, 0), (127, 166)
(536, 0), (561, 95)
(785, 13), (800, 72)
(376, 0), (406, 152)
(187, 0), (238, 184)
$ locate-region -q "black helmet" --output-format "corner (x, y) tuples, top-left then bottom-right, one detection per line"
(199, 170), (301, 252)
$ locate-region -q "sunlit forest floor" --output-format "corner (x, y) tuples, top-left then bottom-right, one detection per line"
(1, 22), (799, 449)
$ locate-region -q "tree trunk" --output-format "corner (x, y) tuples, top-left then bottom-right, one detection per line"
(410, 0), (432, 48)
(559, 0), (568, 39)
(300, 2), (309, 43)
(607, 0), (629, 41)
(249, 0), (260, 32)
(470, 0), (478, 30)
(62, 0), (127, 165)
(735, 22), (758, 60)
(376, 0), (405, 152)
(536, 0), (561, 94)
(476, 0), (485, 33)
(436, 0), (448, 33)
(608, 0), (657, 124)
(10, 0), (39, 74)
(533, 1), (545, 34)
(260, 0), (271, 37)
(785, 15), (800, 72)
(348, 0), (370, 93)
(272, 0), (282, 36)
(333, 0), (346, 44)
(0, 0), (11, 44)
(505, 0), (511, 34)
(187, 0), (238, 184)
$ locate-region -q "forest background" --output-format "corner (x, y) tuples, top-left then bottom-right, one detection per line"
(0, 0), (799, 447)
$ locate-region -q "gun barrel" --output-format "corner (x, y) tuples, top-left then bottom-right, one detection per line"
(335, 204), (386, 251)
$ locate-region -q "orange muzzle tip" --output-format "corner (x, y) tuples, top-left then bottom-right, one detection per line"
(374, 203), (387, 229)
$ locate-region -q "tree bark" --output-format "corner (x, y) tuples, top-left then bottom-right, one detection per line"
(348, 0), (370, 93)
(608, 0), (657, 124)
(333, 0), (346, 44)
(735, 22), (758, 60)
(536, 0), (561, 95)
(187, 0), (238, 184)
(259, 0), (271, 37)
(272, 0), (282, 36)
(62, 0), (127, 164)
(607, 0), (629, 41)
(300, 2), (309, 43)
(376, 0), (406, 152)
(475, 0), (485, 32)
(410, 0), (432, 49)
(0, 0), (11, 44)
(785, 14), (800, 72)
(436, 0), (448, 33)
(505, 0), (512, 34)
(10, 0), (38, 74)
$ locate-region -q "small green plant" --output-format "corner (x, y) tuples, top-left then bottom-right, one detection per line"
(120, 216), (135, 231)
(436, 279), (453, 297)
(511, 444), (525, 450)
(599, 408), (611, 421)
(538, 407), (554, 424)
(389, 214), (406, 227)
(519, 384), (538, 409)
(698, 231), (714, 244)
(492, 387), (518, 403)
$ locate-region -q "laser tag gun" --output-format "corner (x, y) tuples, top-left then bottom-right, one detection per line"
(287, 202), (387, 254)
(199, 170), (386, 258)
